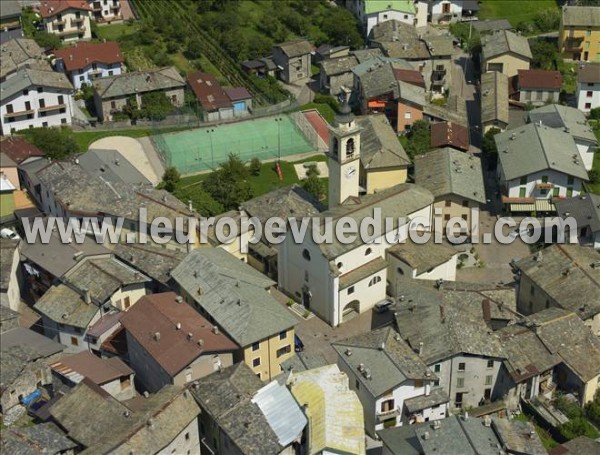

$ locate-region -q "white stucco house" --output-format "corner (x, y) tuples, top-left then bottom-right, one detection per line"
(40, 0), (93, 43)
(495, 123), (589, 214)
(333, 327), (448, 438)
(345, 0), (425, 37)
(576, 63), (600, 113)
(54, 41), (124, 90)
(278, 101), (434, 327)
(426, 0), (463, 24)
(0, 66), (74, 135)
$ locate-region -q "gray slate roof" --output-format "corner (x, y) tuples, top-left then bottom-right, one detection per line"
(317, 184), (434, 259)
(404, 387), (449, 413)
(280, 351), (328, 374)
(0, 327), (65, 358)
(353, 58), (400, 100)
(562, 6), (600, 27)
(320, 55), (359, 76)
(0, 66), (73, 102)
(471, 19), (512, 32)
(387, 239), (457, 273)
(481, 70), (509, 126)
(50, 381), (199, 453)
(171, 248), (298, 347)
(553, 436), (600, 454)
(369, 20), (430, 60)
(527, 104), (598, 144)
(110, 242), (186, 285)
(275, 39), (312, 58)
(528, 308), (600, 382)
(0, 37), (45, 79)
(352, 48), (384, 63)
(78, 149), (151, 185)
(495, 122), (589, 181)
(394, 280), (506, 364)
(357, 114), (410, 169)
(414, 147), (486, 204)
(481, 30), (532, 62)
(190, 363), (304, 454)
(92, 66), (185, 99)
(0, 239), (18, 291)
(0, 422), (77, 455)
(333, 326), (435, 397)
(555, 194), (600, 234)
(20, 226), (110, 278)
(515, 244), (600, 320)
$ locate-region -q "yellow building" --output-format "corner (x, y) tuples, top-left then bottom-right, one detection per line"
(356, 114), (410, 195)
(171, 247), (299, 382)
(559, 6), (600, 62)
(481, 30), (532, 78)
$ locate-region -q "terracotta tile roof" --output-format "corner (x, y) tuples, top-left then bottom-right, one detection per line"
(54, 41), (123, 72)
(39, 0), (92, 18)
(393, 69), (426, 89)
(0, 137), (44, 164)
(517, 70), (562, 90)
(186, 71), (232, 111)
(430, 121), (469, 151)
(120, 292), (238, 377)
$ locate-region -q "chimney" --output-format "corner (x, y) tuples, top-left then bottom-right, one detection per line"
(187, 332), (193, 340)
(197, 339), (204, 347)
(83, 288), (91, 304)
(419, 342), (424, 356)
(176, 322), (181, 330)
(154, 332), (161, 341)
(212, 326), (219, 335)
(175, 295), (183, 303)
(423, 431), (430, 440)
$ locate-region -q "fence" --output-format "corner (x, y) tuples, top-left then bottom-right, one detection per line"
(289, 111), (328, 152)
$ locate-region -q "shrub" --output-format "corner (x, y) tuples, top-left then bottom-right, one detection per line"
(588, 169), (600, 185)
(162, 167), (181, 193)
(589, 107), (600, 120)
(314, 94), (340, 112)
(249, 157), (262, 176)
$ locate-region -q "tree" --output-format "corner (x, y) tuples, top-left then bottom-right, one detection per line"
(320, 7), (363, 50)
(589, 107), (600, 120)
(23, 127), (78, 159)
(301, 174), (325, 200)
(202, 154), (253, 210)
(186, 37), (203, 59)
(530, 39), (558, 70)
(173, 186), (224, 217)
(162, 167), (181, 192)
(533, 8), (561, 33)
(249, 157), (262, 176)
(403, 120), (431, 159)
(482, 127), (501, 155)
(305, 163), (320, 178)
(33, 31), (62, 50)
(140, 92), (173, 121)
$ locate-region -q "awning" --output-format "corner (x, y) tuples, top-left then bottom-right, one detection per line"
(510, 203), (535, 212)
(535, 199), (555, 212)
(368, 101), (386, 108)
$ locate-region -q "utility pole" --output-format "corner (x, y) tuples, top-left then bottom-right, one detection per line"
(207, 128), (215, 170)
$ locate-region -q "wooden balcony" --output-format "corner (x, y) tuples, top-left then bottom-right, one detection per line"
(4, 109), (34, 118)
(535, 182), (554, 189)
(376, 407), (400, 422)
(38, 103), (66, 113)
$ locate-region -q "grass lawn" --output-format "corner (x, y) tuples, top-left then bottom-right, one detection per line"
(175, 154), (328, 204)
(171, 52), (195, 75)
(558, 61), (578, 94)
(298, 103), (336, 124)
(95, 22), (139, 41)
(479, 0), (558, 27)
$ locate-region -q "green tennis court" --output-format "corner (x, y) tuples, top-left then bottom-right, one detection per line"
(153, 115), (314, 174)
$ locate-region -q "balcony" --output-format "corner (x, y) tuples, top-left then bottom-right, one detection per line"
(535, 182), (554, 189)
(4, 109), (34, 118)
(376, 407), (401, 423)
(72, 16), (85, 24)
(89, 67), (103, 75)
(52, 18), (66, 26)
(38, 104), (66, 113)
(56, 26), (85, 36)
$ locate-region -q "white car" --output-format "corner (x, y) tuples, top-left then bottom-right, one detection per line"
(0, 228), (21, 240)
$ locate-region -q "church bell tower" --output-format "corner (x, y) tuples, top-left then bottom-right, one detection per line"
(328, 96), (361, 208)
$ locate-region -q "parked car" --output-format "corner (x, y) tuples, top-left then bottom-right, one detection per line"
(294, 335), (304, 352)
(374, 299), (394, 313)
(0, 228), (20, 240)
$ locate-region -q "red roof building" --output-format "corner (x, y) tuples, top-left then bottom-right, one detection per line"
(120, 292), (239, 392)
(394, 69), (426, 89)
(186, 71), (232, 112)
(0, 137), (44, 164)
(39, 0), (92, 18)
(430, 121), (469, 151)
(517, 70), (563, 90)
(54, 41), (123, 72)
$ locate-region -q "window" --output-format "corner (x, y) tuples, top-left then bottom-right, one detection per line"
(25, 101), (31, 110)
(434, 379), (440, 386)
(461, 214), (468, 221)
(40, 111), (46, 117)
(567, 175), (574, 185)
(79, 76), (85, 82)
(540, 189), (548, 195)
(585, 103), (592, 109)
(256, 372), (261, 379)
(383, 14), (388, 19)
(462, 200), (469, 207)
(355, 379), (360, 390)
(404, 112), (412, 119)
(414, 379), (423, 388)
(252, 357), (261, 367)
(108, 70), (113, 76)
(185, 432), (190, 441)
(23, 89), (28, 95)
(369, 276), (382, 287)
(444, 214), (450, 221)
(445, 200), (452, 207)
(520, 177), (527, 185)
(279, 330), (287, 340)
(541, 175), (548, 183)
(434, 364), (441, 373)
(484, 388), (491, 400)
(485, 375), (493, 386)
(124, 296), (131, 309)
(347, 286), (355, 295)
(58, 95), (64, 104)
(403, 14), (408, 19)
(71, 336), (79, 346)
(276, 345), (291, 357)
(487, 360), (494, 369)
(519, 187), (527, 198)
(458, 362), (466, 371)
(456, 377), (464, 388)
(251, 342), (260, 351)
(381, 399), (395, 412)
(567, 187), (573, 197)
(171, 95), (177, 103)
(552, 188), (560, 197)
(586, 30), (592, 36)
(587, 91), (593, 97)
(6, 104), (13, 114)
(37, 87), (43, 93)
(346, 138), (355, 158)
(302, 249), (311, 261)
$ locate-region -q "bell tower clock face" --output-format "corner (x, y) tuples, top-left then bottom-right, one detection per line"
(345, 166), (356, 179)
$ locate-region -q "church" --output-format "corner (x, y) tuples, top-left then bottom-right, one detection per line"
(278, 100), (439, 327)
